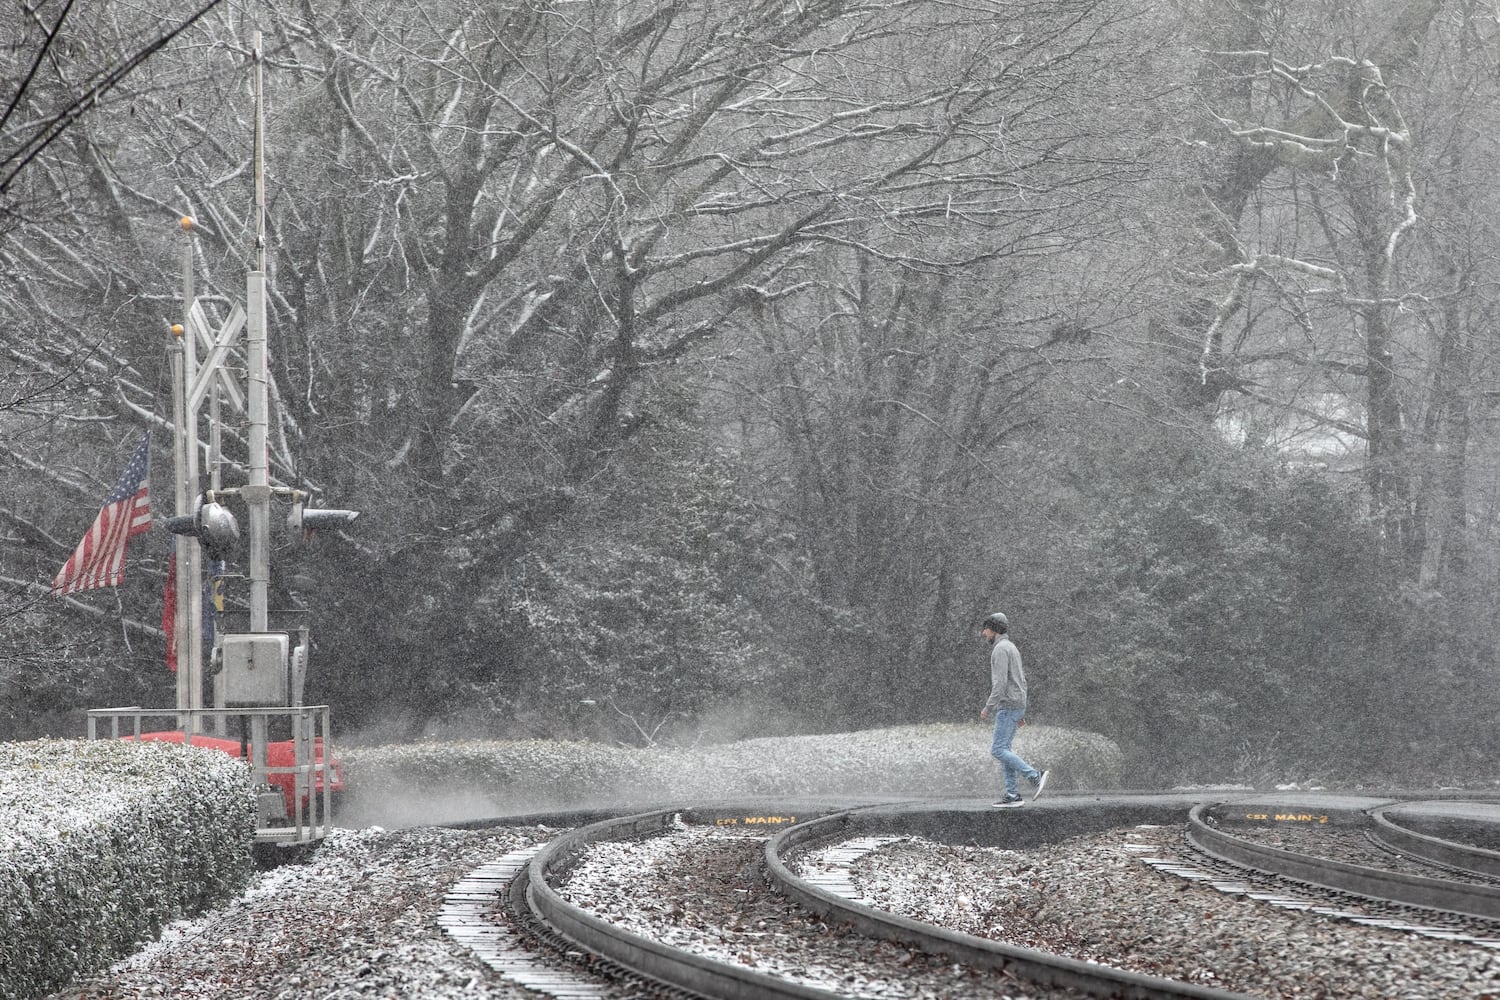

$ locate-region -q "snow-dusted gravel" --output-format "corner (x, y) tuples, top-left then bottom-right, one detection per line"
(842, 825), (1500, 999)
(44, 826), (553, 1000)
(39, 816), (1500, 1000)
(558, 823), (1090, 999)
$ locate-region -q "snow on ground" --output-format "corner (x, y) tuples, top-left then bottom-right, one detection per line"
(37, 724), (1108, 1000)
(45, 825), (551, 1000)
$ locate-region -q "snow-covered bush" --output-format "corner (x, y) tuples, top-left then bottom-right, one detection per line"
(339, 723), (1124, 826)
(640, 723), (1124, 799)
(0, 739), (255, 1000)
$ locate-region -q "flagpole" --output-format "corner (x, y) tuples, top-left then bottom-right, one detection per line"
(171, 225), (191, 724)
(181, 216), (206, 723)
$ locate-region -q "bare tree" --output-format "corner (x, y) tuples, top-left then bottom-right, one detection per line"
(212, 0), (1143, 724)
(1160, 0), (1496, 574)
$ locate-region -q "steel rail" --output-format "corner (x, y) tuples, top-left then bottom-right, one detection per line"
(763, 802), (1255, 1000)
(464, 796), (1500, 998)
(525, 808), (845, 1000)
(1368, 804), (1500, 879)
(1186, 802), (1500, 921)
(523, 802), (1257, 999)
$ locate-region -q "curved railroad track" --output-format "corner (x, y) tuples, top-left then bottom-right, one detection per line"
(764, 799), (1250, 999)
(1370, 801), (1500, 879)
(1175, 799), (1500, 934)
(440, 794), (1500, 999)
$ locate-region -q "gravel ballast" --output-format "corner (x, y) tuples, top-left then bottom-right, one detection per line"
(840, 824), (1500, 998)
(558, 822), (1091, 999)
(42, 816), (1500, 1000)
(44, 826), (550, 1000)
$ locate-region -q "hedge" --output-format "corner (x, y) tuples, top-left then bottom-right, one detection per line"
(0, 739), (255, 1000)
(339, 723), (1125, 824)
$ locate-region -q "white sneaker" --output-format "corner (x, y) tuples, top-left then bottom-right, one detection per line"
(1032, 770), (1050, 801)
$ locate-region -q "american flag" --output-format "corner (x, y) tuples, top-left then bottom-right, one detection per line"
(51, 433), (153, 596)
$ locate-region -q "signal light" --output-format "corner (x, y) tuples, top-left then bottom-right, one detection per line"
(301, 509), (359, 530)
(163, 499), (241, 562)
(287, 500), (359, 539)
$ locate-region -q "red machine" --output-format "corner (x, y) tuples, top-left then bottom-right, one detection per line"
(91, 699), (344, 842)
(131, 729), (345, 818)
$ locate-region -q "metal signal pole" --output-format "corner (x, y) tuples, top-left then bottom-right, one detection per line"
(246, 29), (271, 634)
(169, 32), (269, 721)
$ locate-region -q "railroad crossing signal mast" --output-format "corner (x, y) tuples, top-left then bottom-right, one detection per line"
(164, 28), (282, 721)
(92, 33), (354, 846)
(164, 31), (357, 717)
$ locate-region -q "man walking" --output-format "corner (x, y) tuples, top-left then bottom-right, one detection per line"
(979, 611), (1049, 808)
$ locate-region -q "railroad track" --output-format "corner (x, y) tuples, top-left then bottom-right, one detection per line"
(763, 801), (1252, 999)
(1175, 799), (1500, 939)
(440, 795), (1500, 999)
(1370, 801), (1500, 879)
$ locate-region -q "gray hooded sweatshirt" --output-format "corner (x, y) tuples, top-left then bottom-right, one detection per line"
(983, 635), (1028, 714)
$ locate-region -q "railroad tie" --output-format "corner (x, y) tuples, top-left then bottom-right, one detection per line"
(1137, 842), (1500, 951)
(798, 835), (908, 901)
(441, 847), (615, 999)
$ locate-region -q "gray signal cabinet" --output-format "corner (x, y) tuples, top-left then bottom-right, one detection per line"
(220, 632), (289, 706)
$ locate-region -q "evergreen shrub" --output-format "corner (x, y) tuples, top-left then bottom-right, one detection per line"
(0, 740), (254, 1000)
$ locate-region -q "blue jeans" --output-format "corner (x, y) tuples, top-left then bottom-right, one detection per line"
(990, 708), (1041, 797)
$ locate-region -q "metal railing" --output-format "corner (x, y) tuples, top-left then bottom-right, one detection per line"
(86, 705), (336, 846)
